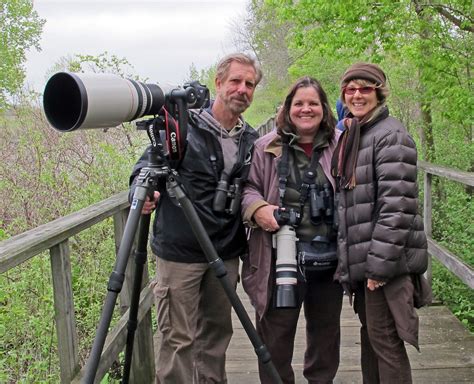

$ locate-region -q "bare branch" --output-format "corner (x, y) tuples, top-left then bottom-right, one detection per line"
(431, 5), (474, 33)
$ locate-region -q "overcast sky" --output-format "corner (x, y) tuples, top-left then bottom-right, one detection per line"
(25, 0), (249, 92)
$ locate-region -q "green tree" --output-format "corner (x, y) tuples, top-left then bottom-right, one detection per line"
(0, 0), (44, 107)
(231, 0), (292, 84)
(267, 0), (473, 165)
(185, 62), (200, 83)
(227, 0), (295, 125)
(47, 51), (139, 80)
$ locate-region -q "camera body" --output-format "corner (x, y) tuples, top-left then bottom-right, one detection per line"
(273, 207), (301, 227)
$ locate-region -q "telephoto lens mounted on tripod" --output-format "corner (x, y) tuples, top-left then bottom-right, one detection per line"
(43, 72), (164, 131)
(43, 72), (210, 161)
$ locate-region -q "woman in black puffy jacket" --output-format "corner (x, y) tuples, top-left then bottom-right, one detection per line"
(331, 62), (430, 384)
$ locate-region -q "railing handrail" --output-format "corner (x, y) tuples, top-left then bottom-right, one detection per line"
(0, 191), (129, 273)
(418, 160), (474, 186)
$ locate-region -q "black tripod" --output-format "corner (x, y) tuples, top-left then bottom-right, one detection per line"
(83, 126), (282, 383)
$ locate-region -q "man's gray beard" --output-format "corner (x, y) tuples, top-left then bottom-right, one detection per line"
(229, 99), (250, 114)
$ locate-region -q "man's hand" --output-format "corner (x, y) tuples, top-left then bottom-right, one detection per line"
(142, 191), (160, 215)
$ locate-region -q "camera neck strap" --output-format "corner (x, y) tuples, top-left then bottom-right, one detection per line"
(277, 139), (322, 213)
(277, 139), (291, 206)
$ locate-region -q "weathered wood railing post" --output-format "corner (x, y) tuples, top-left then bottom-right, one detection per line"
(50, 239), (80, 383)
(423, 171), (433, 284)
(417, 161), (474, 289)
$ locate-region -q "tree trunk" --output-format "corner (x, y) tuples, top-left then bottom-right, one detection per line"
(414, 0), (436, 162)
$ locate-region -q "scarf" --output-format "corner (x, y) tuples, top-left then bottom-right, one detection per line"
(331, 106), (389, 190)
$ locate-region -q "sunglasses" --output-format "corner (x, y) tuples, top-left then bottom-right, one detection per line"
(343, 86), (377, 95)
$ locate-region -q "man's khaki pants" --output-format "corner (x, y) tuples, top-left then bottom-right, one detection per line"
(153, 257), (239, 384)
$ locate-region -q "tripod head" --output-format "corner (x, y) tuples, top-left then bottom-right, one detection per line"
(130, 117), (177, 212)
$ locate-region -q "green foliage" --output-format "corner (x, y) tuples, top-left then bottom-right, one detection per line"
(266, 0), (473, 162)
(431, 181), (473, 264)
(426, 176), (473, 333)
(432, 259), (474, 331)
(0, 0), (44, 107)
(244, 79), (290, 127)
(1, 253), (58, 382)
(70, 223), (125, 361)
(46, 51), (144, 83)
(0, 54), (149, 380)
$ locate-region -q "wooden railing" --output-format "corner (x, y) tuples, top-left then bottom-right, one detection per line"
(419, 161), (474, 288)
(0, 191), (155, 383)
(1, 117), (472, 383)
(258, 115), (276, 136)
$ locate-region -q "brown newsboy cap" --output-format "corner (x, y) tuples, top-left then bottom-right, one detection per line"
(341, 62), (386, 86)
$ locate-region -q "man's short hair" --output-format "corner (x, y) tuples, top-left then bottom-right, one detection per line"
(215, 53), (263, 86)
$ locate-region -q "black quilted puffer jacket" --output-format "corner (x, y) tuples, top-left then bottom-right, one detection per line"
(335, 111), (428, 286)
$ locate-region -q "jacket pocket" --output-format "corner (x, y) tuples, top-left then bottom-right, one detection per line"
(153, 285), (171, 333)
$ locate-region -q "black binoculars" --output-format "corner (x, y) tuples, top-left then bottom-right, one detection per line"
(309, 183), (334, 225)
(212, 177), (243, 215)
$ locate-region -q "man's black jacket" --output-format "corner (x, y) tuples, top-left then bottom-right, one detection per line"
(129, 109), (259, 263)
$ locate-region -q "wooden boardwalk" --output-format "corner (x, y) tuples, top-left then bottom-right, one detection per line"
(153, 283), (473, 383)
(225, 284), (474, 383)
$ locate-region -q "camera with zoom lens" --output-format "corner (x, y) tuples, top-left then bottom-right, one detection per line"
(212, 177), (243, 216)
(43, 72), (210, 162)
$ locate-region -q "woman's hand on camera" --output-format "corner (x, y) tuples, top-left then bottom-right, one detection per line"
(142, 191), (160, 215)
(254, 204), (279, 232)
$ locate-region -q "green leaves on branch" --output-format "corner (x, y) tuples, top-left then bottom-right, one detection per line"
(0, 0), (44, 107)
(266, 0), (473, 156)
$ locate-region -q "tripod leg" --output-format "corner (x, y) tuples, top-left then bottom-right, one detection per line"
(121, 214), (151, 384)
(168, 177), (283, 384)
(83, 183), (151, 384)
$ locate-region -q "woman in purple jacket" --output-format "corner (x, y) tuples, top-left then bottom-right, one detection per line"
(241, 77), (343, 383)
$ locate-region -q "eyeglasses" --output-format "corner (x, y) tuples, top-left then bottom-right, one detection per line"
(343, 86), (377, 95)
